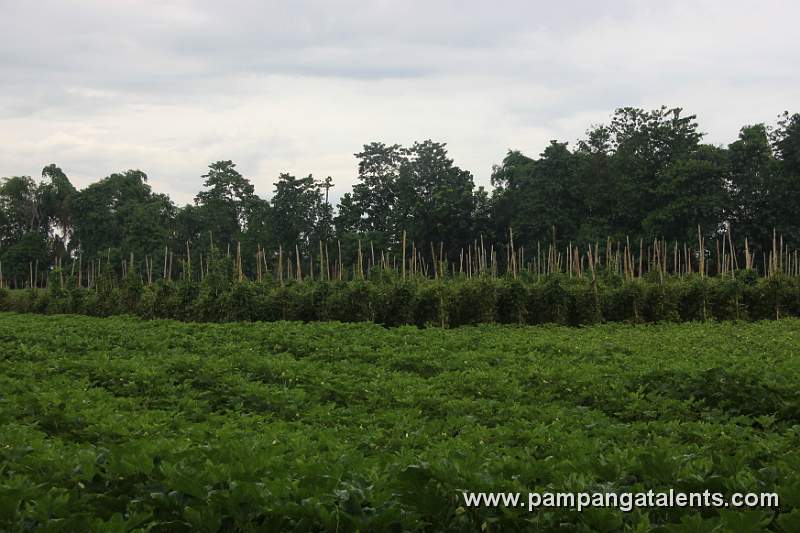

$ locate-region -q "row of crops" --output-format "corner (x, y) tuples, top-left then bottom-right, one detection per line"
(1, 313), (799, 531)
(2, 271), (800, 326)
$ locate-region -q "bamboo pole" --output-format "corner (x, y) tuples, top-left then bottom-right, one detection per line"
(295, 244), (302, 282)
(357, 240), (363, 280)
(728, 226), (738, 273)
(430, 242), (437, 280)
(439, 242), (444, 280)
(743, 238), (749, 270)
(186, 241), (191, 281)
(697, 226), (704, 278)
(239, 242), (245, 282)
(325, 242), (330, 280)
(278, 245), (283, 283)
(402, 231), (407, 280)
(337, 240), (343, 281)
(319, 241), (324, 280)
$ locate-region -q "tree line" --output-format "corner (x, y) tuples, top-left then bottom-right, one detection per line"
(1, 106), (799, 286)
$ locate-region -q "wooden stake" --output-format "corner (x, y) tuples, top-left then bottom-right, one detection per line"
(402, 231), (407, 280)
(295, 244), (302, 282)
(338, 240), (343, 281)
(278, 245), (283, 283)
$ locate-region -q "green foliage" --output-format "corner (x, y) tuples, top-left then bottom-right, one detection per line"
(447, 278), (496, 326)
(3, 107), (800, 286)
(71, 170), (174, 260)
(194, 160), (256, 249)
(5, 274), (800, 326)
(270, 173), (330, 251)
(495, 278), (528, 324)
(120, 263), (143, 313)
(0, 231), (49, 284)
(374, 280), (417, 326)
(338, 140), (481, 258)
(1, 314), (798, 530)
(528, 275), (571, 324)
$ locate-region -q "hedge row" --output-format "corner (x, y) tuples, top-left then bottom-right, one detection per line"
(2, 268), (800, 326)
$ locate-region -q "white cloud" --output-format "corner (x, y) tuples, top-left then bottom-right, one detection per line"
(1, 0), (798, 204)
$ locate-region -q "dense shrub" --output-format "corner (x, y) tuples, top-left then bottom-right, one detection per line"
(495, 278), (528, 324)
(375, 281), (417, 326)
(447, 278), (496, 326)
(4, 274), (800, 327)
(527, 276), (570, 324)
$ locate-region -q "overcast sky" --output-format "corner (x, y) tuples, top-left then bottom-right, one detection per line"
(1, 0), (798, 205)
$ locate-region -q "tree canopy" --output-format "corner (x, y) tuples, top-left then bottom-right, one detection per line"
(2, 106), (799, 284)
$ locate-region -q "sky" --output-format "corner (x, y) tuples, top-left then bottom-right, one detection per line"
(1, 0), (798, 205)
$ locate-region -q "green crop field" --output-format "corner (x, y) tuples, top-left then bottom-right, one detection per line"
(1, 313), (799, 531)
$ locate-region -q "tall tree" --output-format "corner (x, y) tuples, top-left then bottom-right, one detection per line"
(0, 176), (42, 242)
(772, 112), (800, 174)
(72, 170), (175, 262)
(0, 175), (56, 285)
(606, 106), (703, 237)
(642, 144), (729, 242)
(270, 173), (327, 251)
(195, 161), (256, 249)
(574, 125), (615, 242)
(39, 164), (77, 255)
(727, 124), (775, 248)
(491, 143), (582, 249)
(398, 140), (477, 257)
(769, 112), (800, 245)
(349, 143), (405, 236)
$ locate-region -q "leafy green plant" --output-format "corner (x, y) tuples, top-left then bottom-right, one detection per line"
(1, 314), (798, 531)
(3, 274), (800, 328)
